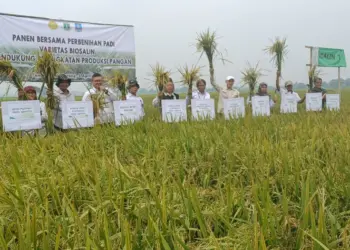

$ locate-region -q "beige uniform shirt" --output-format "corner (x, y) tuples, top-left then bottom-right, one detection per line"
(212, 83), (240, 113)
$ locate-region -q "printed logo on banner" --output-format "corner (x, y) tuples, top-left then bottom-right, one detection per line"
(75, 23), (83, 32)
(63, 23), (71, 31)
(48, 20), (58, 30)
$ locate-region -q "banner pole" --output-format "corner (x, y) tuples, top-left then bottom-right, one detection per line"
(338, 67), (341, 94)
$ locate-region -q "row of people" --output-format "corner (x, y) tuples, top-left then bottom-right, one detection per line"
(12, 73), (328, 133)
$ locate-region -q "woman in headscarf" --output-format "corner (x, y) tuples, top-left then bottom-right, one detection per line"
(255, 82), (276, 108)
(18, 86), (48, 136)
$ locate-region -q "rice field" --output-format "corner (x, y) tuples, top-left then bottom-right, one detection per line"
(1, 90), (350, 249)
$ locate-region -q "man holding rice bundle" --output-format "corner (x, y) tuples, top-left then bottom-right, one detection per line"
(212, 76), (240, 113)
(82, 73), (119, 124)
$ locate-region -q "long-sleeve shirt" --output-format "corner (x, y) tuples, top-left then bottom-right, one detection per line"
(126, 92), (145, 117)
(82, 87), (120, 123)
(185, 90), (210, 105)
(152, 93), (179, 107)
(53, 89), (76, 129)
(212, 83), (240, 113)
(276, 88), (301, 102)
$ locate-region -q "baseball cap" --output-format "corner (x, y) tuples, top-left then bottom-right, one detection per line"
(285, 80), (293, 87)
(226, 76), (235, 81)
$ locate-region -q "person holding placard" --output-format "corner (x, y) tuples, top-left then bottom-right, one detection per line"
(212, 76), (240, 113)
(18, 86), (48, 136)
(186, 79), (210, 105)
(82, 73), (119, 124)
(152, 78), (179, 107)
(126, 79), (144, 117)
(310, 77), (327, 108)
(276, 80), (305, 104)
(251, 82), (276, 108)
(49, 74), (76, 131)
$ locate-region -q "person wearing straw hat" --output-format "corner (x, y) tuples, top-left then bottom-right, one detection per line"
(126, 79), (144, 117)
(276, 80), (305, 104)
(18, 86), (48, 136)
(212, 76), (240, 113)
(50, 74), (76, 131)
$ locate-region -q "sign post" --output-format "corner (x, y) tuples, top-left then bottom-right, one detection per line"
(306, 46), (346, 94)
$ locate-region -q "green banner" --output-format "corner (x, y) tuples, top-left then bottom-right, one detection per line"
(318, 48), (346, 67)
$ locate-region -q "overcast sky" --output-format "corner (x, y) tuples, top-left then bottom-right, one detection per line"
(1, 0), (350, 92)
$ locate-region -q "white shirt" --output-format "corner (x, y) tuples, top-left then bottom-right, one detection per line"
(53, 89), (76, 129)
(276, 88), (301, 102)
(82, 87), (119, 123)
(186, 90), (210, 105)
(126, 92), (145, 117)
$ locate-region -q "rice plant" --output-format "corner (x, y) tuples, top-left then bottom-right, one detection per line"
(35, 51), (61, 109)
(178, 64), (201, 102)
(0, 60), (25, 97)
(196, 29), (228, 89)
(241, 62), (263, 98)
(108, 70), (128, 100)
(265, 37), (288, 90)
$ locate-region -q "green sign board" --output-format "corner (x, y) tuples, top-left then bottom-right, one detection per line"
(316, 48), (347, 67)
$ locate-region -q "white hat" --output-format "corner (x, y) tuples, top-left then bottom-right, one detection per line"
(285, 80), (293, 87)
(226, 76), (235, 81)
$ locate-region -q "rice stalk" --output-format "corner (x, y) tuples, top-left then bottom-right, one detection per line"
(178, 64), (201, 102)
(35, 51), (61, 109)
(0, 60), (25, 98)
(241, 62), (263, 98)
(196, 28), (230, 89)
(108, 71), (128, 100)
(150, 63), (171, 93)
(265, 37), (288, 90)
(308, 65), (322, 90)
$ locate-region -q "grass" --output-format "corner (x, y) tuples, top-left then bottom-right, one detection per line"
(1, 90), (350, 249)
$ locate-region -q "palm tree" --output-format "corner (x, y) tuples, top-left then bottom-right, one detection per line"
(178, 64), (201, 103)
(265, 37), (288, 91)
(196, 28), (228, 89)
(35, 51), (61, 109)
(241, 63), (264, 99)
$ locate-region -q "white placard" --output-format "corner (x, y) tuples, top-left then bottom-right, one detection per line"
(280, 95), (298, 113)
(306, 93), (322, 111)
(252, 96), (270, 117)
(191, 99), (215, 120)
(114, 100), (143, 126)
(162, 100), (187, 123)
(223, 98), (245, 119)
(62, 101), (94, 129)
(326, 94), (340, 111)
(1, 100), (42, 132)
